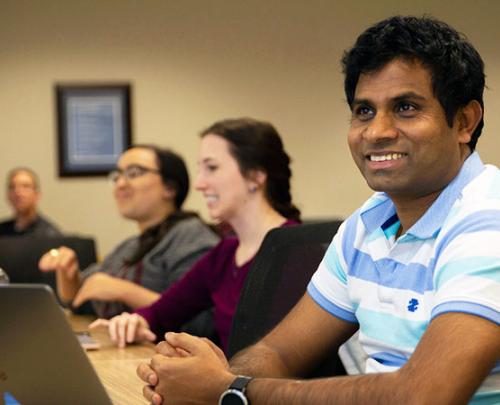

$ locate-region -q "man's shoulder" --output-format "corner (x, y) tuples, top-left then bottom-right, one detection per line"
(0, 218), (15, 235)
(450, 164), (500, 215)
(0, 218), (14, 227)
(34, 215), (62, 236)
(463, 163), (500, 196)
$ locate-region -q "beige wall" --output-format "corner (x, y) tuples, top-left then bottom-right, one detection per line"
(1, 0), (499, 256)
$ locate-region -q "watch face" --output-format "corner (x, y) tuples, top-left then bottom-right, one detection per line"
(220, 390), (248, 405)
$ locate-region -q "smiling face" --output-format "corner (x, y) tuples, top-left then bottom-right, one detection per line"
(7, 170), (39, 216)
(195, 134), (256, 223)
(113, 147), (174, 230)
(348, 58), (472, 203)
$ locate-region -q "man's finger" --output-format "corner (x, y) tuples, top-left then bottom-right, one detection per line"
(155, 341), (180, 357)
(201, 337), (227, 364)
(137, 363), (158, 385)
(164, 332), (206, 355)
(142, 385), (163, 405)
(176, 347), (190, 357)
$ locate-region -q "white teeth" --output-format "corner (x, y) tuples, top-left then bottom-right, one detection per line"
(370, 153), (404, 162)
(205, 195), (218, 203)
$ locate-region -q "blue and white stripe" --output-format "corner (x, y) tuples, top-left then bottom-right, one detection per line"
(308, 152), (500, 403)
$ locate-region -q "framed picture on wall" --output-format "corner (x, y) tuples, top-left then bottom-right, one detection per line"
(55, 83), (132, 177)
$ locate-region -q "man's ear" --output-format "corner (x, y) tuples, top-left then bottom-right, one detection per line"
(34, 190), (41, 204)
(457, 100), (483, 144)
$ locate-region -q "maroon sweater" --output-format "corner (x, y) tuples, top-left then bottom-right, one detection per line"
(136, 220), (297, 351)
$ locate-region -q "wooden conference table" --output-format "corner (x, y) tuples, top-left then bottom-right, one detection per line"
(68, 313), (155, 404)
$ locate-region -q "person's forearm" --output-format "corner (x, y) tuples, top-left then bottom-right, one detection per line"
(231, 347), (471, 405)
(246, 371), (455, 405)
(116, 280), (160, 309)
(230, 341), (298, 378)
(56, 268), (81, 304)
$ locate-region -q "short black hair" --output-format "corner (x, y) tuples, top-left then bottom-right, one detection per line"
(342, 15), (485, 150)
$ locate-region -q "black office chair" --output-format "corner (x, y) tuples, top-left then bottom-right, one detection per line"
(227, 220), (347, 377)
(0, 235), (97, 313)
(0, 235), (97, 284)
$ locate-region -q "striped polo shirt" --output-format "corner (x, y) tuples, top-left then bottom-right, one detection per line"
(308, 152), (500, 404)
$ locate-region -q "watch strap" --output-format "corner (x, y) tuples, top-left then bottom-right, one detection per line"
(230, 375), (253, 391)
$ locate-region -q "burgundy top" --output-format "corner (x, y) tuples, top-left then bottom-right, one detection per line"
(136, 220), (297, 351)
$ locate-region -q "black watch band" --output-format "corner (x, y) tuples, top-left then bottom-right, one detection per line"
(230, 375), (253, 391)
(219, 375), (253, 405)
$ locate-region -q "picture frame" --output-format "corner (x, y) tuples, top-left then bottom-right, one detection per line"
(55, 83), (132, 177)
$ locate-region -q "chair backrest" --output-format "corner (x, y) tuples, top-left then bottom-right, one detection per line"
(227, 220), (346, 377)
(0, 235), (97, 289)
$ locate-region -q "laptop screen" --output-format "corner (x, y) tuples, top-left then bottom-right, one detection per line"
(0, 284), (111, 404)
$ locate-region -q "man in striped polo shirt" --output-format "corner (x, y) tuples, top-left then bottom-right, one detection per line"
(137, 16), (499, 405)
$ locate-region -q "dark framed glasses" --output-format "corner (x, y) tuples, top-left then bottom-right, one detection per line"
(108, 165), (160, 184)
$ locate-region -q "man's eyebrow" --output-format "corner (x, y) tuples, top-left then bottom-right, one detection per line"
(351, 92), (427, 106)
(392, 92), (427, 102)
(350, 98), (373, 111)
(351, 98), (371, 106)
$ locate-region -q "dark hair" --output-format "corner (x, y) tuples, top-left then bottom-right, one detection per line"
(7, 167), (40, 191)
(133, 144), (190, 209)
(125, 145), (199, 265)
(342, 15), (485, 150)
(200, 118), (301, 222)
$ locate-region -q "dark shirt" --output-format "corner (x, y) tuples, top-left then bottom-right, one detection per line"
(0, 215), (62, 237)
(136, 220), (298, 351)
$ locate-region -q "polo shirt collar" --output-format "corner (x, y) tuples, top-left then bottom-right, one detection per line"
(360, 152), (485, 238)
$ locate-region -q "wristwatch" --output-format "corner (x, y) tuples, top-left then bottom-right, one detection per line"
(218, 375), (253, 405)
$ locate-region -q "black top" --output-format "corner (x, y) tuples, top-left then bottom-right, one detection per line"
(0, 215), (62, 237)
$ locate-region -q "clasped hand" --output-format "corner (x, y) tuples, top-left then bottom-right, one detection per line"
(136, 332), (235, 405)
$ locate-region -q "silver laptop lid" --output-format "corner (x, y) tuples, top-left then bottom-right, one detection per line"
(0, 284), (111, 405)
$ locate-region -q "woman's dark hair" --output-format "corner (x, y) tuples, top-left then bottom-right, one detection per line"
(200, 118), (301, 222)
(342, 15), (485, 151)
(134, 144), (190, 209)
(125, 145), (198, 265)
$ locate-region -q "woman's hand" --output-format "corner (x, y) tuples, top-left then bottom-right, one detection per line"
(90, 312), (156, 348)
(38, 246), (79, 279)
(72, 272), (124, 307)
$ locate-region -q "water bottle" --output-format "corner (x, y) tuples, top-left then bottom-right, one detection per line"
(0, 267), (9, 284)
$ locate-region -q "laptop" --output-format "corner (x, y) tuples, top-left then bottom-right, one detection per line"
(0, 284), (112, 404)
(0, 236), (97, 288)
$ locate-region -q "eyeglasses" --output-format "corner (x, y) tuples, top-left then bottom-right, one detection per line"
(108, 165), (160, 184)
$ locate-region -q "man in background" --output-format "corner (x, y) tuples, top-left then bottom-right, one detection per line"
(0, 167), (61, 237)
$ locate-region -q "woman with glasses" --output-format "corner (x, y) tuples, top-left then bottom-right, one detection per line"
(92, 118), (301, 351)
(39, 145), (219, 325)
